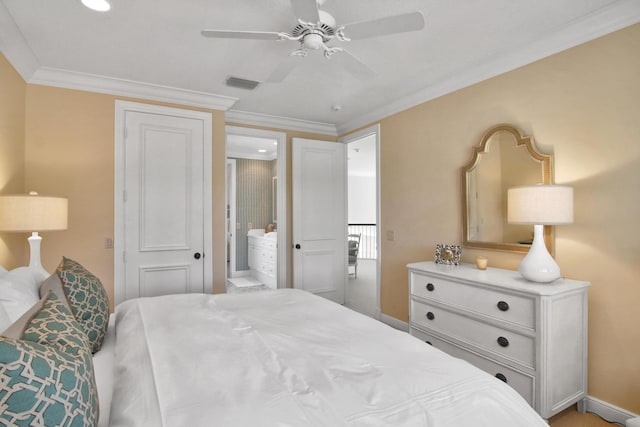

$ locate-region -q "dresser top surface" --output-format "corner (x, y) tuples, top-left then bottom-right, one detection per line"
(407, 261), (590, 295)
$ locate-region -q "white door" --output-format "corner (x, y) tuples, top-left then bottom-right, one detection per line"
(122, 110), (205, 300)
(292, 138), (346, 304)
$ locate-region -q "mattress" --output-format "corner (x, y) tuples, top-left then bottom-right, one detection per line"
(109, 289), (547, 427)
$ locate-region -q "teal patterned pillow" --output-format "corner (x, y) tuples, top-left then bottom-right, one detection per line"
(0, 291), (99, 426)
(56, 257), (110, 353)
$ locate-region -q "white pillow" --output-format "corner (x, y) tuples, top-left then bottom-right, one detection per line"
(0, 267), (41, 323)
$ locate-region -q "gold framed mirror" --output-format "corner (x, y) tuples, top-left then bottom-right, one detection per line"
(462, 124), (554, 254)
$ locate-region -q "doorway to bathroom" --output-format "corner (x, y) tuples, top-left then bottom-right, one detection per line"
(341, 125), (380, 318)
(225, 126), (286, 292)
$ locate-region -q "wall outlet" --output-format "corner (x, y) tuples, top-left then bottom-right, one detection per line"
(104, 237), (114, 249)
(386, 230), (395, 241)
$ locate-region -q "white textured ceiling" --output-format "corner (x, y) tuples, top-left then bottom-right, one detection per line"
(1, 0), (639, 134)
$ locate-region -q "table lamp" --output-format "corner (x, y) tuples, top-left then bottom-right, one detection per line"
(0, 192), (68, 281)
(507, 185), (573, 283)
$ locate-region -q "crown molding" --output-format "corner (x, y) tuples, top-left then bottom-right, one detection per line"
(29, 67), (238, 111)
(336, 0), (640, 134)
(3, 0), (638, 132)
(226, 110), (338, 136)
(0, 2), (39, 80)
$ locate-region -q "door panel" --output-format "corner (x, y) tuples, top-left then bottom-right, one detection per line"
(139, 127), (192, 250)
(124, 111), (204, 300)
(292, 138), (346, 304)
(139, 264), (190, 298)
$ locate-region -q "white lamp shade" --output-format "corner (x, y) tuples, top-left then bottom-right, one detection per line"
(0, 194), (68, 232)
(508, 185), (573, 225)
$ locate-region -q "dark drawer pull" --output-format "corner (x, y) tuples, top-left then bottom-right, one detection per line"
(426, 283), (435, 292)
(497, 336), (509, 347)
(497, 301), (509, 311)
(425, 341), (432, 346)
(426, 312), (435, 320)
(495, 373), (508, 383)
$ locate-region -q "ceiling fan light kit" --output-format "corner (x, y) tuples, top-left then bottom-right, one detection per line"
(201, 0), (424, 82)
(81, 0), (111, 12)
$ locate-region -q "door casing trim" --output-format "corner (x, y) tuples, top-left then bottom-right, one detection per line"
(225, 125), (287, 289)
(340, 124), (381, 318)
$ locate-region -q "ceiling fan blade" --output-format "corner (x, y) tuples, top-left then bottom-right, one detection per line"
(332, 50), (377, 80)
(266, 55), (305, 83)
(290, 0), (320, 23)
(201, 30), (283, 40)
(341, 11), (425, 40)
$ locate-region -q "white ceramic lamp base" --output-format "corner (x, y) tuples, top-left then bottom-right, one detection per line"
(518, 225), (561, 283)
(28, 232), (50, 282)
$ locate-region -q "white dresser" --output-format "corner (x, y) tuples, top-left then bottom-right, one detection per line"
(407, 261), (589, 419)
(248, 232), (277, 289)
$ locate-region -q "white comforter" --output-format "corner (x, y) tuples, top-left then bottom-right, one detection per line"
(109, 289), (547, 427)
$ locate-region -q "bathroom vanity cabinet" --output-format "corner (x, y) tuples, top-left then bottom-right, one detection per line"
(248, 232), (277, 289)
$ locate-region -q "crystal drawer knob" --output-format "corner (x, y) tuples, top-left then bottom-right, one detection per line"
(497, 336), (509, 347)
(497, 301), (509, 311)
(426, 312), (435, 320)
(426, 283), (435, 291)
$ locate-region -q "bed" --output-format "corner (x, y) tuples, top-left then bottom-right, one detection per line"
(1, 263), (548, 426)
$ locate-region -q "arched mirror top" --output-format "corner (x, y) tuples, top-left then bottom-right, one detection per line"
(462, 124), (554, 254)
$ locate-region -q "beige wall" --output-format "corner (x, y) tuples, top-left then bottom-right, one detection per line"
(2, 77), (335, 307)
(377, 24), (640, 412)
(1, 22), (638, 414)
(0, 55), (26, 267)
(22, 84), (228, 307)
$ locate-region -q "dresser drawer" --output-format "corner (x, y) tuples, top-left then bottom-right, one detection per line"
(411, 299), (535, 369)
(410, 271), (535, 329)
(410, 327), (534, 407)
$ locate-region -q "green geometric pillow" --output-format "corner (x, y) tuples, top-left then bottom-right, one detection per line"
(56, 257), (110, 353)
(0, 291), (99, 426)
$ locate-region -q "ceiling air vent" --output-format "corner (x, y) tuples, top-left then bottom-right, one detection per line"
(226, 76), (260, 90)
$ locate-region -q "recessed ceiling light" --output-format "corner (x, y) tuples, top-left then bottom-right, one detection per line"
(258, 149), (267, 153)
(82, 0), (111, 12)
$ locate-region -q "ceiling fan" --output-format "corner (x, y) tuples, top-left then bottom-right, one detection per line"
(201, 0), (425, 82)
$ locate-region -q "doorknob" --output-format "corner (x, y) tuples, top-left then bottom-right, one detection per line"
(194, 252), (201, 260)
(295, 244), (301, 249)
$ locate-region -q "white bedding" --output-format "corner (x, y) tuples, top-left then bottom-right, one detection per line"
(109, 289), (547, 427)
(93, 315), (116, 427)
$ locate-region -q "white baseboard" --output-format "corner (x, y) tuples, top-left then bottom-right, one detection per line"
(585, 396), (638, 425)
(379, 313), (409, 332)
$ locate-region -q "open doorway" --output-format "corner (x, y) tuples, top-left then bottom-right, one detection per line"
(342, 125), (380, 318)
(225, 126), (287, 292)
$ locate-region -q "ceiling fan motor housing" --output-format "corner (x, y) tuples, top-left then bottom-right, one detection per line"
(292, 9), (336, 49)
